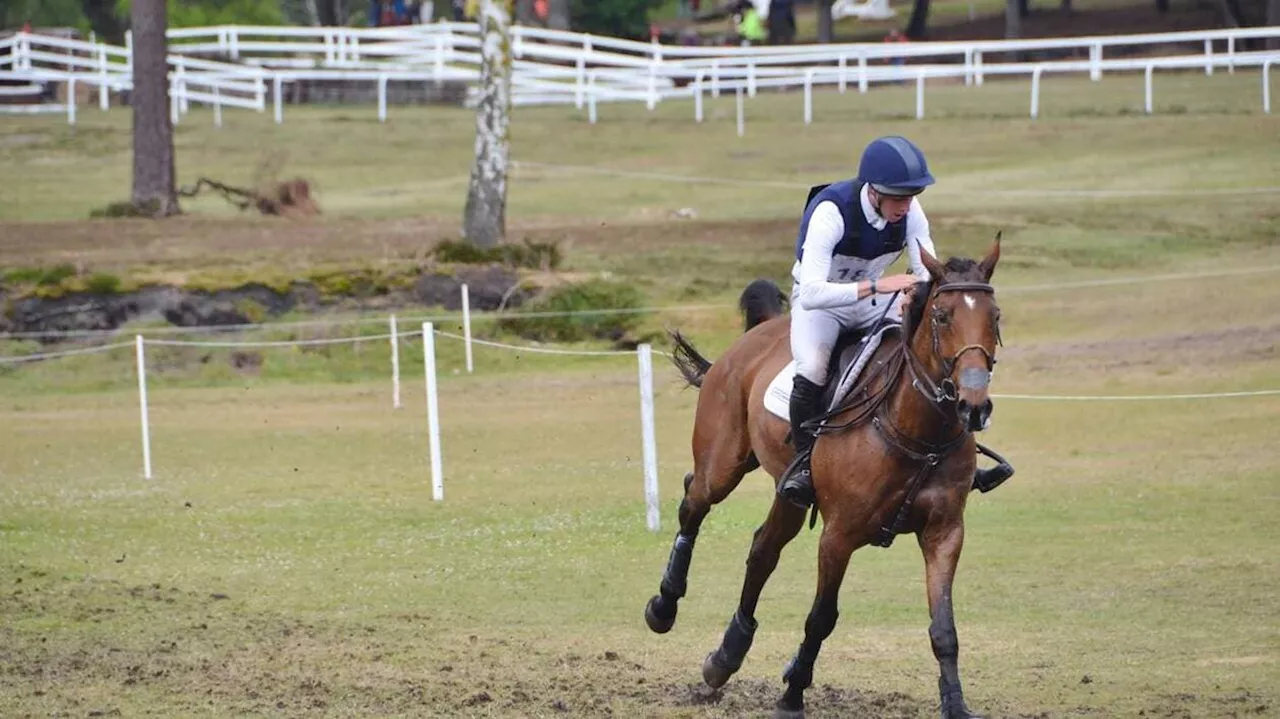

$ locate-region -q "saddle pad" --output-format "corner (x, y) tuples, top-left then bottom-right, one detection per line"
(763, 323), (900, 422)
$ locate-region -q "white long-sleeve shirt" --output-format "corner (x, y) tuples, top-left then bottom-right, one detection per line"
(790, 184), (937, 311)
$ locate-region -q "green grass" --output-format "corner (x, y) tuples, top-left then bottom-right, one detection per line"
(1, 64), (1279, 717)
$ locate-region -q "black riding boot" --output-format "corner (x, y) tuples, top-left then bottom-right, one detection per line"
(778, 375), (825, 508)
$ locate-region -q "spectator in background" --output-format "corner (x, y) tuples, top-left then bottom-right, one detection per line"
(768, 0), (795, 45)
(884, 28), (908, 83)
(733, 1), (766, 46)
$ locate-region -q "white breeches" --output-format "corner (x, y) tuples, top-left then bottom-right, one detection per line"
(789, 286), (904, 384)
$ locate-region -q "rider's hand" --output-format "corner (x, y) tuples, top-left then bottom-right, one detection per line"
(873, 274), (922, 295)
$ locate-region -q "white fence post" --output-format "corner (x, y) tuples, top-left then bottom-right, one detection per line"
(434, 35), (445, 82)
(1030, 65), (1043, 120)
(915, 70), (925, 120)
(964, 48), (974, 86)
(125, 30), (132, 73)
(588, 71), (598, 124)
(1203, 38), (1213, 77)
(169, 75), (179, 125)
(378, 73), (388, 122)
(213, 86), (222, 127)
(575, 57), (585, 109)
(1090, 43), (1102, 81)
(647, 59), (658, 111)
(1227, 36), (1235, 75)
(637, 343), (659, 532)
(838, 53), (847, 93)
(422, 322), (444, 501)
(747, 61), (756, 97)
(736, 86), (744, 138)
(974, 50), (984, 86)
(711, 59), (721, 98)
(1264, 59), (1273, 115)
(390, 315), (402, 409)
(461, 284), (473, 373)
(858, 51), (868, 93)
(176, 60), (188, 114)
(135, 335), (153, 480)
(694, 70), (704, 123)
(98, 45), (108, 109)
(66, 78), (77, 126)
(804, 68), (814, 125)
(273, 75), (283, 124)
(1152, 63), (1162, 114)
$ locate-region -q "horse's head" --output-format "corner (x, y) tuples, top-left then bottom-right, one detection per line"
(908, 235), (1003, 432)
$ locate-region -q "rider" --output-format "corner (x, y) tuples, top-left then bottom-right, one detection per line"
(777, 136), (1012, 509)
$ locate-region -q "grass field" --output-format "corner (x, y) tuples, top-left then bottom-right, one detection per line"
(2, 68), (1279, 717)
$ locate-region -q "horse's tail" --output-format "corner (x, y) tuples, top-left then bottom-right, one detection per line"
(669, 330), (712, 389)
(739, 278), (787, 332)
(669, 279), (786, 389)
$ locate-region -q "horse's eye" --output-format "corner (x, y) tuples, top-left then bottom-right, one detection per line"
(932, 308), (950, 325)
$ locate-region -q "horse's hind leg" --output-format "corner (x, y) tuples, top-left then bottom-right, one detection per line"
(644, 440), (754, 634)
(701, 496), (807, 688)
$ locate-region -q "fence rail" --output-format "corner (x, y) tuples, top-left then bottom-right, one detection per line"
(2, 24), (1278, 125)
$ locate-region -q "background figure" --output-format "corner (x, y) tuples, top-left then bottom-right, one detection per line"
(768, 0), (795, 45)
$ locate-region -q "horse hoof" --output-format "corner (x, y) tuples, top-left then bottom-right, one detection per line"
(943, 706), (983, 719)
(644, 595), (676, 634)
(772, 707), (805, 719)
(702, 651), (733, 689)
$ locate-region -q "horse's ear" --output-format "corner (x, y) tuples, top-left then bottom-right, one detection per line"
(919, 244), (947, 284)
(979, 232), (1002, 282)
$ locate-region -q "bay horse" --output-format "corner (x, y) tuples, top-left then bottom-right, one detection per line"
(643, 240), (1003, 719)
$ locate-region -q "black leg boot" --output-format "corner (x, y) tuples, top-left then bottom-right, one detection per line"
(778, 375), (825, 508)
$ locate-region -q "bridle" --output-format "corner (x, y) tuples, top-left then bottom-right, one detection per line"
(902, 280), (1000, 409)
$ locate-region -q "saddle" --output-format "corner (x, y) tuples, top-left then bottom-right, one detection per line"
(763, 323), (903, 424)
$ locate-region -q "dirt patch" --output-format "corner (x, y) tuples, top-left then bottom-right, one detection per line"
(1004, 323), (1280, 374)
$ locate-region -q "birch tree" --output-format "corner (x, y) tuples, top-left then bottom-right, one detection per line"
(463, 0), (514, 248)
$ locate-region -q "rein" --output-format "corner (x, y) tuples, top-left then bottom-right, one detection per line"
(808, 278), (1000, 548)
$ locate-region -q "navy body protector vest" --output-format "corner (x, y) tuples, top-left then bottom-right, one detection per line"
(794, 180), (907, 262)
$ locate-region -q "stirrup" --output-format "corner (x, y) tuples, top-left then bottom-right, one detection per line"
(778, 453), (815, 508)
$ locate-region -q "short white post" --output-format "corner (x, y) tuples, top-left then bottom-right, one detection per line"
(838, 53), (847, 93)
(213, 86), (222, 127)
(915, 70), (925, 120)
(422, 322), (444, 501)
(858, 51), (868, 93)
(1264, 59), (1273, 115)
(1030, 65), (1042, 119)
(694, 70), (704, 122)
(1089, 43), (1102, 81)
(1203, 38), (1213, 77)
(804, 69), (814, 125)
(390, 315), (402, 409)
(461, 284), (474, 373)
(67, 78), (77, 126)
(575, 57), (585, 109)
(378, 74), (388, 122)
(735, 86), (744, 137)
(1227, 36), (1234, 75)
(711, 59), (720, 97)
(125, 30), (133, 72)
(974, 50), (984, 86)
(646, 60), (658, 111)
(228, 28), (239, 59)
(98, 45), (108, 109)
(747, 61), (756, 97)
(588, 71), (598, 124)
(1144, 63), (1154, 115)
(273, 75), (283, 124)
(135, 335), (153, 480)
(176, 61), (188, 114)
(433, 35), (445, 82)
(637, 343), (659, 532)
(964, 48), (973, 86)
(168, 76), (179, 125)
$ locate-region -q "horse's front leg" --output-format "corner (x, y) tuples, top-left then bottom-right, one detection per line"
(919, 519), (984, 719)
(773, 523), (856, 719)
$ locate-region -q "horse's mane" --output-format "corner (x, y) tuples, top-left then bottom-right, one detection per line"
(904, 257), (985, 339)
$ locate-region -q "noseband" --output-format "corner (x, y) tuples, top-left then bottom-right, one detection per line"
(904, 281), (1000, 409)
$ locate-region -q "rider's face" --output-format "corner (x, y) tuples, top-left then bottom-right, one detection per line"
(875, 193), (914, 223)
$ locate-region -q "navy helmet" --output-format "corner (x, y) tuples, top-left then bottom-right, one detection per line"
(857, 136), (935, 196)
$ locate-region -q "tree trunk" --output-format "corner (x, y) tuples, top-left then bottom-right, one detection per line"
(816, 0), (834, 44)
(905, 0), (931, 39)
(1005, 0), (1021, 39)
(463, 0), (513, 248)
(80, 0), (128, 45)
(547, 0), (570, 29)
(130, 0), (179, 217)
(1270, 0), (1280, 49)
